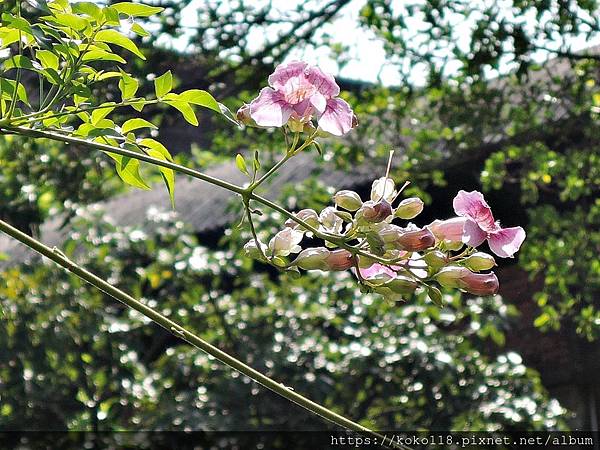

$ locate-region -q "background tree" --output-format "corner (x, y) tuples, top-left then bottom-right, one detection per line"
(0, 0), (598, 439)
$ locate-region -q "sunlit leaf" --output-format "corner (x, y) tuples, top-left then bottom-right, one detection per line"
(82, 50), (126, 64)
(118, 71), (138, 100)
(111, 2), (164, 17)
(236, 154), (249, 176)
(121, 118), (157, 134)
(95, 29), (146, 60)
(154, 71), (172, 98)
(36, 49), (59, 70)
(106, 152), (151, 190)
(179, 89), (220, 113)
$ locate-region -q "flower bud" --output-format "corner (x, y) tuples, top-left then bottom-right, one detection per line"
(333, 190), (363, 211)
(385, 275), (418, 295)
(371, 177), (396, 203)
(268, 228), (303, 257)
(325, 249), (355, 271)
(423, 250), (448, 270)
(285, 209), (320, 230)
(395, 197), (424, 219)
(459, 271), (499, 296)
(360, 200), (392, 223)
(435, 266), (499, 296)
(434, 266), (470, 289)
(319, 206), (343, 233)
(292, 247), (331, 270)
(427, 217), (467, 244)
(244, 239), (267, 260)
(463, 252), (496, 271)
(395, 228), (435, 251)
(376, 224), (403, 244)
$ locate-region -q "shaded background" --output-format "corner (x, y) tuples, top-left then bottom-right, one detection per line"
(0, 0), (599, 444)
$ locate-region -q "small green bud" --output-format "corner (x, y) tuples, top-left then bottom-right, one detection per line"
(285, 209), (320, 230)
(292, 247), (330, 270)
(287, 117), (306, 133)
(386, 275), (418, 295)
(395, 197), (424, 219)
(244, 239), (268, 261)
(333, 190), (363, 211)
(463, 252), (496, 271)
(423, 250), (448, 270)
(427, 286), (443, 307)
(434, 266), (468, 289)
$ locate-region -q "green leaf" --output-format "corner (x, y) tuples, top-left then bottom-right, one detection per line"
(106, 152), (151, 190)
(121, 118), (157, 134)
(139, 138), (173, 161)
(36, 49), (59, 70)
(111, 2), (164, 17)
(42, 68), (62, 84)
(130, 23), (149, 37)
(91, 103), (116, 125)
(2, 14), (34, 36)
(3, 55), (36, 71)
(164, 95), (198, 126)
(72, 2), (103, 20)
(82, 50), (126, 64)
(0, 78), (29, 105)
(0, 28), (21, 48)
(101, 6), (121, 25)
(118, 71), (138, 100)
(159, 168), (176, 208)
(154, 71), (172, 98)
(95, 29), (146, 60)
(139, 138), (175, 207)
(236, 154), (249, 176)
(178, 89), (220, 113)
(96, 71), (121, 81)
(48, 13), (89, 31)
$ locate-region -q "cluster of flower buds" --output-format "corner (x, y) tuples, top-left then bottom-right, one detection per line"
(245, 177), (526, 305)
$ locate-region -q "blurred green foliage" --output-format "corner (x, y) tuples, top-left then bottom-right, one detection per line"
(0, 207), (567, 433)
(0, 0), (598, 435)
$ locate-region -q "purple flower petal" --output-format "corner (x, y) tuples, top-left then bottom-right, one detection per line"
(305, 66), (340, 98)
(488, 226), (526, 258)
(453, 190), (497, 232)
(249, 87), (294, 127)
(317, 98), (354, 136)
(268, 61), (308, 90)
(309, 92), (327, 114)
(462, 218), (487, 247)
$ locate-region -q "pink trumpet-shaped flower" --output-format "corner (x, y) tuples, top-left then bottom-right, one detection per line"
(248, 61), (357, 136)
(453, 190), (526, 258)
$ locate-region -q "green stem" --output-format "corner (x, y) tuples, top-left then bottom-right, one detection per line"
(0, 125), (412, 268)
(0, 125), (246, 196)
(0, 219), (407, 450)
(13, 99), (160, 125)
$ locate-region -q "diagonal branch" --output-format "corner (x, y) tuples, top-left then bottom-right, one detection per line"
(0, 217), (408, 450)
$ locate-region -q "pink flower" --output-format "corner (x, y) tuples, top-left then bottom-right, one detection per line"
(427, 217), (468, 244)
(248, 61), (356, 136)
(453, 190), (526, 258)
(359, 262), (399, 280)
